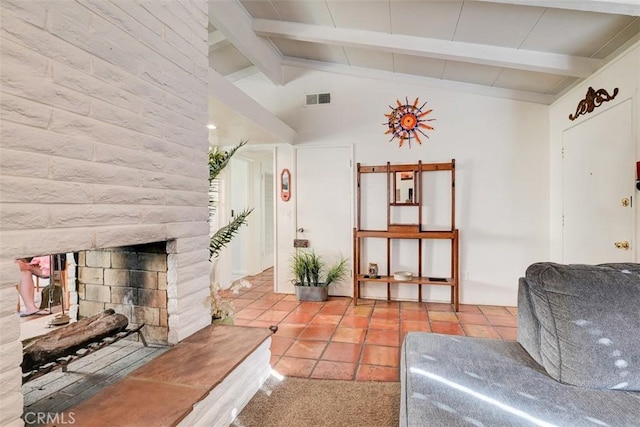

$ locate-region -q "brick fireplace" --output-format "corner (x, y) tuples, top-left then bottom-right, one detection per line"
(76, 242), (171, 344)
(0, 1), (211, 425)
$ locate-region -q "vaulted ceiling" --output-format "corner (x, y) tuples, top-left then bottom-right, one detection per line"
(207, 0), (640, 144)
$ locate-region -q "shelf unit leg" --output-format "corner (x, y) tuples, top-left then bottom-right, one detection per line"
(353, 281), (358, 306)
(454, 286), (460, 312)
(353, 227), (359, 306)
(418, 238), (422, 303)
(353, 282), (357, 306)
(452, 230), (459, 312)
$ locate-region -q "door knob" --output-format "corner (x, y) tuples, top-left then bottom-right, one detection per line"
(297, 227), (304, 233)
(614, 241), (630, 250)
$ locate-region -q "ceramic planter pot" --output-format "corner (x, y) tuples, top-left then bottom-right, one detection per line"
(295, 285), (328, 302)
(212, 316), (234, 325)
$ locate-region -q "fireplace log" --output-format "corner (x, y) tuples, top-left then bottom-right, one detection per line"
(22, 309), (129, 373)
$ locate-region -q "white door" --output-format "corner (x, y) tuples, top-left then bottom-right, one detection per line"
(562, 99), (634, 264)
(296, 146), (353, 296)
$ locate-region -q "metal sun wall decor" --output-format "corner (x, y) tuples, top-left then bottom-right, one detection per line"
(384, 97), (435, 148)
(569, 86), (619, 121)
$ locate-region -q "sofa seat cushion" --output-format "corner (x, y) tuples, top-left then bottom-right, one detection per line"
(525, 262), (640, 390)
(401, 333), (640, 427)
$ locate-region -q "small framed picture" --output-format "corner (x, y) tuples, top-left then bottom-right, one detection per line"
(400, 172), (413, 180)
(281, 169), (291, 201)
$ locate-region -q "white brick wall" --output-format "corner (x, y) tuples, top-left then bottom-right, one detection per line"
(0, 1), (210, 424)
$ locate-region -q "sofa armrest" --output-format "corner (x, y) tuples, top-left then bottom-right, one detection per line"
(517, 277), (543, 366)
(525, 262), (640, 390)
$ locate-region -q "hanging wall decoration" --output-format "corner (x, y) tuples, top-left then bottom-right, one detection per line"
(280, 168), (291, 201)
(569, 86), (619, 121)
(384, 97), (435, 148)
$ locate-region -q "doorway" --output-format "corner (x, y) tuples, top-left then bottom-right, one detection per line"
(229, 148), (276, 280)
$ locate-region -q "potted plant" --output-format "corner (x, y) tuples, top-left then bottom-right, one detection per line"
(290, 250), (349, 301)
(208, 140), (253, 325)
(210, 279), (252, 324)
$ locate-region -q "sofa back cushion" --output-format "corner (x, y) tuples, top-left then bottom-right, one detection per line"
(525, 262), (640, 390)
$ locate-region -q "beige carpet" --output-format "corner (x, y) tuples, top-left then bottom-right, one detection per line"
(235, 376), (400, 427)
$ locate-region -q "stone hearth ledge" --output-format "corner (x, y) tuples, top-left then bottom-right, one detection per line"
(47, 325), (272, 427)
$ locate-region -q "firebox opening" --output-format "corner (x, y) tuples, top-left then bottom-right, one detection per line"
(77, 241), (170, 345)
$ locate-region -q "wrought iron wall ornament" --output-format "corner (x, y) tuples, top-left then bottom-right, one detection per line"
(384, 97), (435, 148)
(569, 86), (619, 121)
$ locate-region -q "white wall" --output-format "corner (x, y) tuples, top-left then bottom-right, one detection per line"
(549, 42), (640, 262)
(239, 68), (550, 307)
(230, 157), (251, 279)
(0, 2), (210, 424)
(274, 144), (296, 293)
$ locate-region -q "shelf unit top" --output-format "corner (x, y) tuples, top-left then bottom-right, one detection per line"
(356, 159), (456, 231)
(358, 161), (455, 174)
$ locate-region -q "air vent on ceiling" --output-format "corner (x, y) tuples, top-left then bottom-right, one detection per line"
(305, 92), (331, 106)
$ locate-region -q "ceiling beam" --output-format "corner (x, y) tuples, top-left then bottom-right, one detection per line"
(476, 0), (640, 16)
(253, 19), (601, 78)
(208, 30), (230, 51)
(225, 65), (261, 83)
(208, 70), (297, 144)
(208, 0), (284, 85)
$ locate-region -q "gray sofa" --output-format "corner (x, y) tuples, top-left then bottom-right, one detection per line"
(400, 262), (640, 426)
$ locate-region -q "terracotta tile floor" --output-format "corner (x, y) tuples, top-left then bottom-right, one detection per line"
(227, 268), (518, 382)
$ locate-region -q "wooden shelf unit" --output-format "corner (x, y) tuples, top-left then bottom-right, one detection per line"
(353, 160), (460, 311)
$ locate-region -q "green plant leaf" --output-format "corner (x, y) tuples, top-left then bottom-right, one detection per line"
(325, 257), (348, 285)
(209, 140), (248, 182)
(290, 251), (309, 286)
(290, 250), (349, 287)
(209, 208), (253, 258)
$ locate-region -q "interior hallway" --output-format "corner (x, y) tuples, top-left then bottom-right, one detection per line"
(229, 268), (518, 382)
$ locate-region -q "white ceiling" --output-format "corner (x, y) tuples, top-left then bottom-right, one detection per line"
(207, 0), (640, 145)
